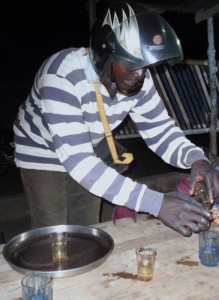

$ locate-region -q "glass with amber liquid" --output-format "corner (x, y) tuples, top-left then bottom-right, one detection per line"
(50, 232), (67, 261)
(136, 247), (156, 281)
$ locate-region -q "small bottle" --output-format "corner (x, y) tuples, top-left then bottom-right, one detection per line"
(194, 180), (212, 231)
(194, 180), (212, 212)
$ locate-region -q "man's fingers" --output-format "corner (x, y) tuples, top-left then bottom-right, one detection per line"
(186, 202), (211, 219)
(178, 226), (192, 237)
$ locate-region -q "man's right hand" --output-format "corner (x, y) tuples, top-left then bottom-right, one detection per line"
(157, 193), (211, 236)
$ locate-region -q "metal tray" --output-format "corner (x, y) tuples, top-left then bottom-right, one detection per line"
(3, 225), (114, 278)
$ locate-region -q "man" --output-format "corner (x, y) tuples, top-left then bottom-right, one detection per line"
(14, 1), (213, 236)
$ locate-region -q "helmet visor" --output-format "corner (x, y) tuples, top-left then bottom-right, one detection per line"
(105, 12), (183, 70)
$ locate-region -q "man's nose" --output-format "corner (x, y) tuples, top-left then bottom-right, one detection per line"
(133, 68), (145, 78)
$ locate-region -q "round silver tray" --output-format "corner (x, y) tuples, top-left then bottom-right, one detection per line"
(3, 225), (114, 278)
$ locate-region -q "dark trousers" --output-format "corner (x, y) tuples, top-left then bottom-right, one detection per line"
(20, 168), (101, 228)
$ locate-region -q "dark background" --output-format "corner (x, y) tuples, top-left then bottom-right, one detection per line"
(1, 0), (219, 132)
(0, 1), (218, 241)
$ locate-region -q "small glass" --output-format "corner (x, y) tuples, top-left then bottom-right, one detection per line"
(136, 247), (156, 281)
(199, 230), (219, 267)
(21, 272), (53, 300)
(50, 232), (67, 261)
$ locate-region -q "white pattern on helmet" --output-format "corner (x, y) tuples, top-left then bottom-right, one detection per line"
(102, 3), (143, 59)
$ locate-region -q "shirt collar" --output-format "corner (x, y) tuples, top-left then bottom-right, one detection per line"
(84, 53), (99, 83)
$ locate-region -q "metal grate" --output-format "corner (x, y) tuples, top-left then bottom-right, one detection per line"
(115, 59), (219, 139)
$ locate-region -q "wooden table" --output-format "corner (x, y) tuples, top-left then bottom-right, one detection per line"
(1, 215), (219, 300)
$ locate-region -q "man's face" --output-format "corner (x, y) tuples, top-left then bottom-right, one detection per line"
(109, 59), (146, 96)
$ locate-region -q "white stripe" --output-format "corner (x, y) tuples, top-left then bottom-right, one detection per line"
(50, 122), (87, 136)
(111, 180), (137, 206)
(38, 74), (74, 92)
(56, 143), (93, 162)
(17, 108), (50, 147)
(70, 157), (100, 182)
(16, 145), (57, 158)
(135, 185), (147, 211)
(15, 159), (65, 172)
(39, 74), (90, 100)
(90, 168), (118, 195)
(151, 124), (181, 149)
(140, 118), (175, 140)
(43, 52), (61, 74)
(42, 99), (81, 115)
(161, 136), (195, 167)
(14, 126), (25, 137)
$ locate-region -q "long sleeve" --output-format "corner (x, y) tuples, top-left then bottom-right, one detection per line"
(129, 70), (208, 168)
(13, 47), (208, 218)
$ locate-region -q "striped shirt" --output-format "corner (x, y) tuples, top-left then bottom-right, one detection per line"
(13, 47), (207, 217)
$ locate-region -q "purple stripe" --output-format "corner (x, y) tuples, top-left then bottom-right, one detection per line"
(143, 123), (176, 145)
(67, 68), (85, 85)
(81, 91), (96, 105)
(47, 48), (74, 74)
(38, 59), (49, 78)
(134, 86), (156, 108)
(125, 183), (142, 208)
(102, 174), (126, 202)
(23, 109), (48, 138)
(90, 132), (105, 141)
(40, 86), (80, 107)
(170, 144), (195, 166)
(80, 162), (108, 190)
(63, 153), (94, 173)
(108, 111), (128, 124)
(153, 131), (183, 157)
(53, 132), (91, 149)
(15, 152), (60, 165)
(14, 134), (53, 150)
(141, 101), (166, 120)
(44, 113), (83, 125)
(82, 111), (101, 123)
(135, 118), (169, 132)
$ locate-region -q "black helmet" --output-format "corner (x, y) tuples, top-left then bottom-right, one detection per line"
(90, 1), (183, 76)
